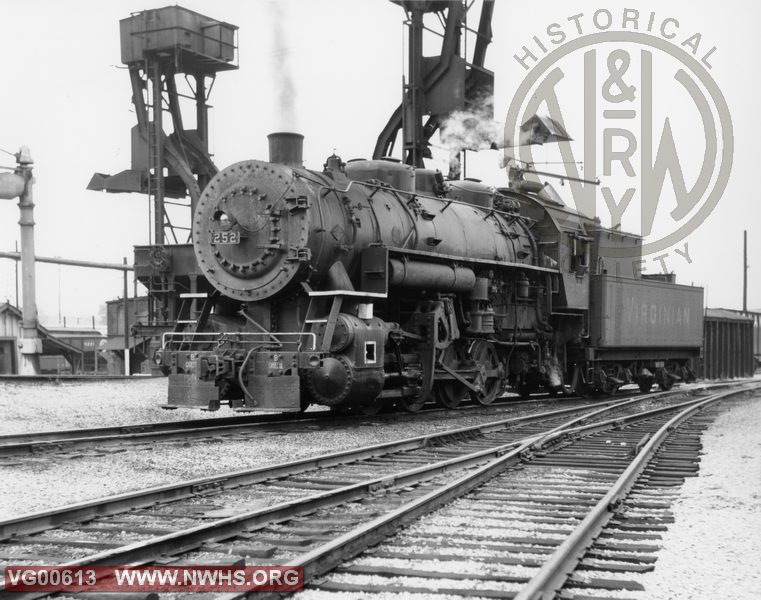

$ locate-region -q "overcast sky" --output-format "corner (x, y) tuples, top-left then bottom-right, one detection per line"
(0, 0), (759, 328)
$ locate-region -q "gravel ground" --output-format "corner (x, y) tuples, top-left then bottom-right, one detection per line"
(633, 395), (761, 599)
(2, 374), (759, 592)
(0, 379), (590, 520)
(0, 378), (225, 434)
(0, 377), (740, 435)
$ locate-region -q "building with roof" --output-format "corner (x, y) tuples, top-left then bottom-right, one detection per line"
(42, 326), (107, 374)
(0, 302), (92, 375)
(702, 308), (758, 378)
(103, 296), (153, 374)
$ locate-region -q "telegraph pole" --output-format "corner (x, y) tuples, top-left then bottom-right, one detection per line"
(123, 257), (130, 376)
(743, 230), (748, 312)
(14, 240), (18, 307)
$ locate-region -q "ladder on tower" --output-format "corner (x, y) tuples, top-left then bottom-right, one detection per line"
(146, 56), (166, 245)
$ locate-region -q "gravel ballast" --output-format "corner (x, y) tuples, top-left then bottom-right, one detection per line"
(0, 378), (584, 520)
(2, 377), (760, 600)
(0, 378), (219, 434)
(633, 396), (761, 599)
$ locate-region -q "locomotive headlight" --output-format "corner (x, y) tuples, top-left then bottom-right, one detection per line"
(308, 354), (321, 367)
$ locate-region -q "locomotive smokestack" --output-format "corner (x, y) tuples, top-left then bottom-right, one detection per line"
(268, 132), (304, 168)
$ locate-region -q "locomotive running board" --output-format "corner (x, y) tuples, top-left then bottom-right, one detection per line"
(305, 289), (387, 298)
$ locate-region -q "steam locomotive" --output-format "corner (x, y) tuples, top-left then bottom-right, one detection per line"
(156, 132), (703, 412)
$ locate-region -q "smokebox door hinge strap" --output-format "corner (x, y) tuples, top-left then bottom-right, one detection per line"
(285, 195), (309, 213)
(286, 247), (312, 262)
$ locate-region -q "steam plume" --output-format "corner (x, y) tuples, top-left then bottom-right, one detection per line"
(440, 95), (496, 173)
(440, 96), (574, 177)
(439, 94), (504, 176)
(270, 1), (298, 131)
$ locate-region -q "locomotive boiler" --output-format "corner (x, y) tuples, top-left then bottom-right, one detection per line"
(158, 133), (562, 412)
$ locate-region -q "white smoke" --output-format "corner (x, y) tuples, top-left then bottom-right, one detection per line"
(440, 95), (501, 153)
(439, 94), (503, 176)
(439, 97), (574, 176)
(269, 1), (298, 131)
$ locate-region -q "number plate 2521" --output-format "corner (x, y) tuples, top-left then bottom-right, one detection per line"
(211, 230), (241, 244)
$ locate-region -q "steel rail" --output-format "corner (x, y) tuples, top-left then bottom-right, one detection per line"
(0, 397), (542, 457)
(0, 412), (317, 448)
(0, 395), (644, 539)
(247, 383), (759, 598)
(0, 382), (724, 458)
(0, 392), (575, 457)
(0, 389), (711, 599)
(513, 384), (760, 600)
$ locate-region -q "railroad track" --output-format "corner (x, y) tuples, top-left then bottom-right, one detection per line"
(0, 395), (523, 462)
(0, 383), (752, 598)
(0, 381), (740, 461)
(0, 392), (618, 462)
(287, 383), (760, 599)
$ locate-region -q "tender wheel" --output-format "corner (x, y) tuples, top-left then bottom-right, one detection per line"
(602, 379), (619, 396)
(638, 380), (653, 393)
(434, 345), (469, 409)
(682, 366), (697, 383)
(469, 340), (502, 405)
(656, 368), (674, 391)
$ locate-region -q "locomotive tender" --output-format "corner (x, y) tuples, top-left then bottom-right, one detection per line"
(156, 132), (703, 412)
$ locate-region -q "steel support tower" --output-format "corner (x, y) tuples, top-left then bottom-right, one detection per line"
(88, 6), (238, 357)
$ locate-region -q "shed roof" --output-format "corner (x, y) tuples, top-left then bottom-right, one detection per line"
(0, 302), (83, 356)
(705, 308), (755, 322)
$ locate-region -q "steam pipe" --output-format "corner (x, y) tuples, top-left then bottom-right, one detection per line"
(0, 252), (134, 271)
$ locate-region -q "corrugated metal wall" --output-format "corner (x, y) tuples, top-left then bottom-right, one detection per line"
(0, 306), (22, 374)
(701, 315), (755, 379)
(746, 312), (761, 366)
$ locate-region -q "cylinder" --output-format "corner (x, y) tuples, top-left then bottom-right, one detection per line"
(388, 259), (475, 292)
(267, 132), (304, 167)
